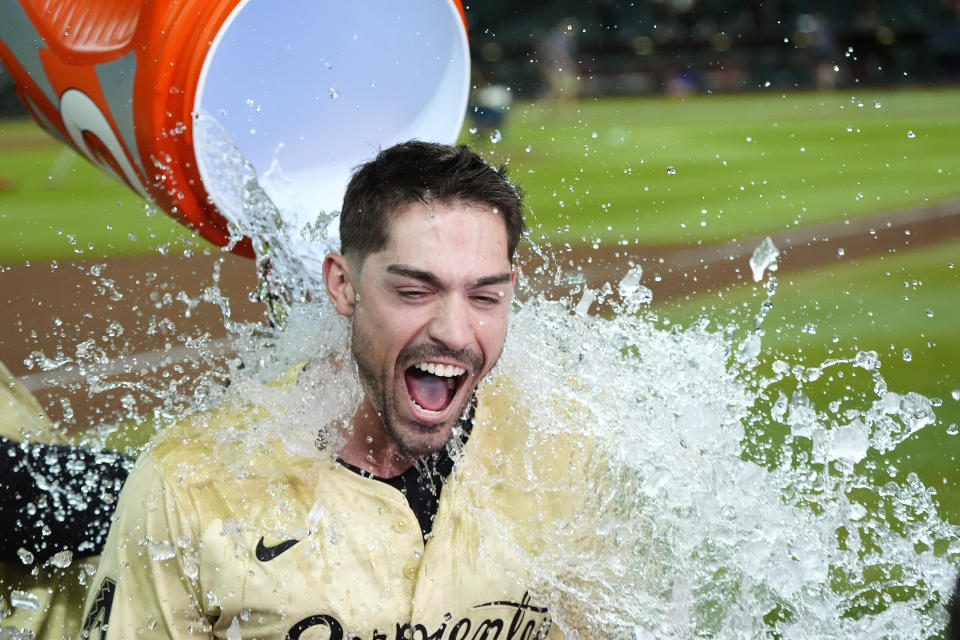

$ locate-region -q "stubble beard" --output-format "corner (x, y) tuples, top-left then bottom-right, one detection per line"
(350, 322), (482, 459)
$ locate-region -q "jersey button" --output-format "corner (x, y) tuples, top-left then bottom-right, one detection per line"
(394, 518), (407, 532)
(403, 565), (417, 580)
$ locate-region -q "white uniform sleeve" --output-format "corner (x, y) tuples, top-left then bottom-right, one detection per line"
(81, 454), (209, 639)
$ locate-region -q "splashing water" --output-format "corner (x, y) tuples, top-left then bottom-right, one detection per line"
(12, 113), (958, 638)
(181, 246), (958, 636)
(187, 116), (956, 635)
(750, 236), (781, 282)
(226, 616), (243, 640)
(174, 117), (960, 635)
(486, 289), (958, 637)
(193, 110), (340, 324)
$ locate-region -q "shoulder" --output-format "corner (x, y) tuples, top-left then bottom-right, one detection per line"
(147, 375), (327, 481)
(125, 388), (335, 531)
(473, 373), (599, 470)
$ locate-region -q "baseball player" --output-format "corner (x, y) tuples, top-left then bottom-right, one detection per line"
(81, 142), (587, 639)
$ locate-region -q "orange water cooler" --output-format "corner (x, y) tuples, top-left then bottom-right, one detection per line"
(0, 0), (470, 257)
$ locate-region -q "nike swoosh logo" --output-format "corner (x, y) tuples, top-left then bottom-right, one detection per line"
(255, 536), (300, 561)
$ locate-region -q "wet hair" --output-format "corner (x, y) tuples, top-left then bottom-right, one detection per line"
(339, 141), (525, 264)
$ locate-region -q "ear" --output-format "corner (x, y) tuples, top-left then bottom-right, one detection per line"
(322, 253), (357, 318)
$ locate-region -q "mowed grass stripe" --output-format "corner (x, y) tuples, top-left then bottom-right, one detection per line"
(2, 88), (959, 261)
(485, 88), (960, 246)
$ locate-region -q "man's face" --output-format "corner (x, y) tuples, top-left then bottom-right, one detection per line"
(347, 200), (514, 458)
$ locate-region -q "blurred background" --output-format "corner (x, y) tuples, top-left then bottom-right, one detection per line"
(466, 0), (960, 96)
(1, 1), (959, 518)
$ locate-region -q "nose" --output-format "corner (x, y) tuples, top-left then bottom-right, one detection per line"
(427, 295), (475, 353)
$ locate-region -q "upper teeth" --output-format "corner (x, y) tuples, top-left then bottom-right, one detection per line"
(415, 362), (465, 377)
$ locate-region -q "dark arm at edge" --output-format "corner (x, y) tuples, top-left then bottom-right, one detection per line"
(0, 437), (132, 563)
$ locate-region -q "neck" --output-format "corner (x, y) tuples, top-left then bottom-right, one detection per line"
(337, 398), (415, 478)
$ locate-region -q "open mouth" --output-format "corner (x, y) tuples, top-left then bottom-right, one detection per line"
(403, 362), (467, 416)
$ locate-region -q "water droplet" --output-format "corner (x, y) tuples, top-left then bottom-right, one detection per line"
(149, 540), (176, 562)
(227, 616), (242, 640)
(591, 131), (598, 139)
(837, 248), (845, 257)
(11, 590), (41, 611)
(618, 266), (652, 308)
(924, 309), (933, 318)
(874, 101), (882, 109)
(907, 130), (916, 139)
(489, 129), (502, 144)
(329, 87), (340, 100)
(947, 423), (959, 435)
(830, 424), (869, 462)
(666, 166), (676, 175)
(49, 550), (73, 568)
(574, 288), (596, 316)
(854, 350), (880, 370)
(524, 145), (532, 152)
(17, 548), (34, 565)
(951, 389), (959, 401)
(749, 237), (780, 282)
(737, 333), (762, 362)
(902, 348), (913, 362)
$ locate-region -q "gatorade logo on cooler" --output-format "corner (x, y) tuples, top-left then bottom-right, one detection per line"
(0, 0), (470, 258)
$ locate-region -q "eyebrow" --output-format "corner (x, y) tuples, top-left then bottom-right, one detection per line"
(385, 264), (512, 289)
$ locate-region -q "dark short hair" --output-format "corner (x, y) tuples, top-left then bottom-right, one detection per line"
(339, 141), (525, 264)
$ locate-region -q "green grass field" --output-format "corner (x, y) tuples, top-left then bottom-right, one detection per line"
(2, 88), (959, 261)
(0, 118), (196, 262)
(484, 88), (960, 246)
(2, 87), (959, 526)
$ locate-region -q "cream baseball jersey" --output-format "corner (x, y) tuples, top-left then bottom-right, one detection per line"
(80, 373), (599, 639)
